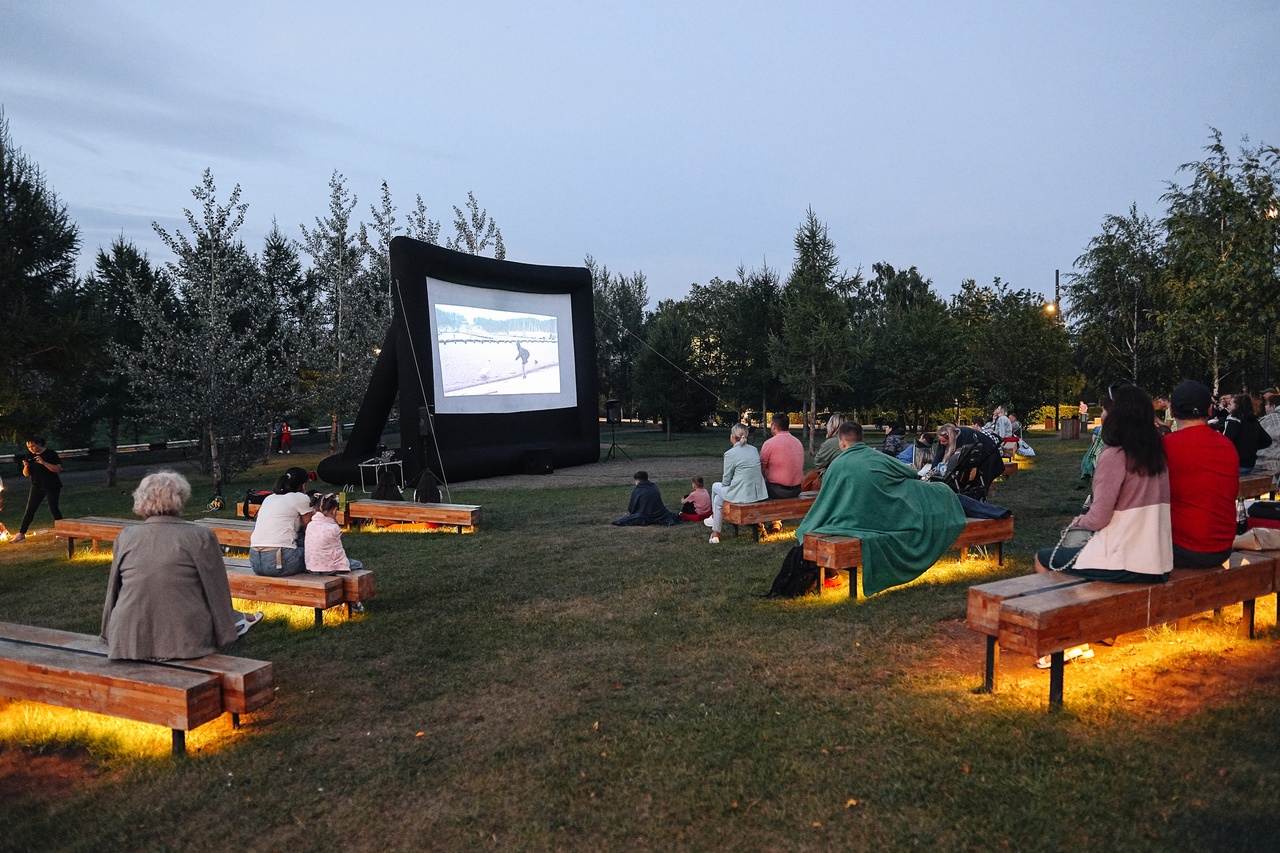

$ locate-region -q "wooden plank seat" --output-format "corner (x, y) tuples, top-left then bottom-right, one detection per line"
(1239, 472), (1276, 501)
(720, 495), (817, 541)
(194, 518), (256, 549)
(965, 552), (1279, 710)
(345, 499), (481, 533)
(0, 621), (273, 756)
(1002, 461), (1018, 477)
(803, 516), (1016, 599)
(223, 557), (375, 627)
(54, 517), (139, 558)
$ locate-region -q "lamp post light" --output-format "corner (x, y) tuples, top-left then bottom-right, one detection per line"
(1046, 270), (1063, 433)
(1265, 207), (1279, 390)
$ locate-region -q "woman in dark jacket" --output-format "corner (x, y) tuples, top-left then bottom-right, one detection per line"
(1220, 394), (1272, 473)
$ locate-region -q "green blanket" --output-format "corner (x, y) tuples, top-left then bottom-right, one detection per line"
(795, 443), (967, 596)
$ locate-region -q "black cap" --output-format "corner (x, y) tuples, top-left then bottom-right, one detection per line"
(1170, 380), (1212, 420)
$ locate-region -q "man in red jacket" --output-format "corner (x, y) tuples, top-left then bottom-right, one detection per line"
(1163, 380), (1239, 568)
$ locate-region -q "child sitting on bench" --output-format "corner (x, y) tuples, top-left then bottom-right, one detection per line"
(305, 494), (364, 574)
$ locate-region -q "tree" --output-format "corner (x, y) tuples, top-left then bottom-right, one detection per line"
(405, 193), (442, 245)
(259, 222), (317, 459)
(139, 169), (278, 493)
(767, 208), (857, 449)
(1163, 130), (1280, 393)
(447, 191), (505, 259)
(1067, 205), (1171, 393)
(951, 276), (1073, 420)
(81, 237), (174, 484)
(0, 110), (93, 440)
(299, 171), (382, 452)
(861, 263), (966, 428)
(587, 255), (648, 413)
(634, 299), (717, 436)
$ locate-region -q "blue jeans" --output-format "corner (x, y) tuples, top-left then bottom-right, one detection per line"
(250, 545), (305, 576)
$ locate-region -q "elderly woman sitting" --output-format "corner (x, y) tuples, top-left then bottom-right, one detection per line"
(101, 470), (262, 661)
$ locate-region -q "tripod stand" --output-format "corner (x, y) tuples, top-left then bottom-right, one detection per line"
(604, 400), (631, 461)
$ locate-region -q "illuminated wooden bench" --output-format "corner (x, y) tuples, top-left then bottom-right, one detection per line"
(0, 621), (274, 756)
(222, 557), (374, 627)
(802, 516), (1015, 599)
(965, 551), (1278, 710)
(54, 517), (138, 558)
(344, 500), (481, 533)
(1239, 472), (1276, 501)
(721, 495), (817, 541)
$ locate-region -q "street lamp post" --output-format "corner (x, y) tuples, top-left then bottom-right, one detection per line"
(1046, 270), (1062, 434)
(1265, 207), (1279, 390)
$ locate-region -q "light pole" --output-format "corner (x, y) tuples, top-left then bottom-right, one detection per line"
(1045, 270), (1062, 432)
(1265, 207), (1278, 390)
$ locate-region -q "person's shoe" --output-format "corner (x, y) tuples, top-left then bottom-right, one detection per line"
(9, 533), (24, 543)
(708, 533), (720, 544)
(703, 516), (714, 528)
(823, 576), (842, 589)
(235, 611), (264, 637)
(1035, 644), (1093, 669)
(351, 602), (366, 614)
(771, 521), (783, 533)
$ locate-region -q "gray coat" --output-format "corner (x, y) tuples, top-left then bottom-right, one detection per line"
(101, 516), (240, 660)
(721, 442), (769, 504)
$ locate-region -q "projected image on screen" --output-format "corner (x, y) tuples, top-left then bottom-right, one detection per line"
(437, 304), (561, 396)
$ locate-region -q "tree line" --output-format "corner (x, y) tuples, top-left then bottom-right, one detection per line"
(2, 107), (1277, 479)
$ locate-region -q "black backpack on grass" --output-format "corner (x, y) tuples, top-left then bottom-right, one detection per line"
(767, 545), (820, 598)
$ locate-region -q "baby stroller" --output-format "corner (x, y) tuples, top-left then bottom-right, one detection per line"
(935, 434), (1004, 501)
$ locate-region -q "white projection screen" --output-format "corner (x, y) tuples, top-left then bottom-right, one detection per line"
(428, 278), (577, 414)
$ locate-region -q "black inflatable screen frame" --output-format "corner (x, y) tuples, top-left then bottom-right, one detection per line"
(316, 238), (599, 487)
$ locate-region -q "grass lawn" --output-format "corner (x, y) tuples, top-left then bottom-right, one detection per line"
(1, 429), (1278, 851)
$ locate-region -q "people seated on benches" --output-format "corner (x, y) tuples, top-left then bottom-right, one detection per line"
(101, 471), (261, 661)
(370, 471), (403, 501)
(678, 475), (712, 522)
(895, 432), (934, 470)
(1164, 380), (1239, 568)
(1218, 393), (1272, 474)
(1035, 383), (1173, 584)
(413, 469), (442, 503)
(802, 413), (846, 491)
(879, 421), (908, 459)
(760, 413), (804, 500)
(306, 493), (365, 573)
(612, 471), (680, 526)
(796, 422), (967, 596)
(1256, 392), (1280, 467)
(707, 423), (769, 545)
(249, 466), (314, 577)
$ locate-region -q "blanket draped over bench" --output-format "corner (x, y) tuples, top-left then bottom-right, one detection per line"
(795, 443), (968, 596)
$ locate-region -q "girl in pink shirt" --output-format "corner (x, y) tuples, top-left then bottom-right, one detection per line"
(305, 494), (363, 574)
(679, 475), (712, 522)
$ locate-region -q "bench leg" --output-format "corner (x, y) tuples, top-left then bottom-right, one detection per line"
(978, 635), (999, 693)
(231, 713), (241, 730)
(172, 730), (186, 756)
(959, 547), (969, 562)
(996, 542), (1004, 566)
(314, 608), (324, 628)
(1048, 652), (1065, 710)
(1242, 598), (1257, 639)
(66, 538), (75, 559)
(849, 566), (862, 601)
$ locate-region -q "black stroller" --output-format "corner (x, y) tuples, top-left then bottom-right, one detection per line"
(934, 432), (1004, 501)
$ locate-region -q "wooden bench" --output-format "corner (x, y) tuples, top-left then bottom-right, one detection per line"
(54, 517), (138, 558)
(223, 558), (374, 626)
(1002, 461), (1018, 477)
(0, 621), (273, 756)
(803, 516), (1016, 599)
(1239, 472), (1276, 501)
(194, 518), (256, 549)
(965, 551), (1279, 710)
(721, 495), (817, 541)
(345, 499), (481, 533)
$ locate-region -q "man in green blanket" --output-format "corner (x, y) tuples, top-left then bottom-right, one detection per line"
(796, 422), (967, 596)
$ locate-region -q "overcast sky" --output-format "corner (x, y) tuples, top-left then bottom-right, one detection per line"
(3, 1), (1278, 308)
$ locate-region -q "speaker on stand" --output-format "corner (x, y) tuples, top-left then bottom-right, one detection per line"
(604, 399), (631, 461)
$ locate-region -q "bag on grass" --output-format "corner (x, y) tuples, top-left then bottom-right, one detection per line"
(766, 545), (820, 598)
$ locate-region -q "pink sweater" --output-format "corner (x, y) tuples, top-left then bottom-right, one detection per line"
(304, 512), (351, 573)
(760, 431), (805, 488)
(1072, 446), (1172, 575)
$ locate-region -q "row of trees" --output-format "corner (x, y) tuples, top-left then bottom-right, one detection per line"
(596, 132), (1280, 445)
(596, 209), (1074, 446)
(0, 110), (505, 489)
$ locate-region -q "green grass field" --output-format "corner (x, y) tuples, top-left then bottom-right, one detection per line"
(1, 428), (1278, 852)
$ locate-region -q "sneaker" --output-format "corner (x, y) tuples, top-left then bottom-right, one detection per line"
(235, 611), (264, 637)
(9, 533), (24, 543)
(703, 516), (714, 528)
(351, 601), (366, 614)
(1035, 644), (1093, 669)
(823, 576), (842, 589)
(771, 521), (783, 533)
(708, 533), (720, 544)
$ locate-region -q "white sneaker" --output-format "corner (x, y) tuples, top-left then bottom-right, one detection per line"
(1036, 644), (1093, 669)
(708, 533), (720, 544)
(703, 516), (714, 528)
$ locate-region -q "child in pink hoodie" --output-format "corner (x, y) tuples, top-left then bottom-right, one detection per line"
(304, 494), (363, 574)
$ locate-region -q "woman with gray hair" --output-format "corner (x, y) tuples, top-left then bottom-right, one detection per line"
(705, 422), (768, 544)
(101, 470), (261, 660)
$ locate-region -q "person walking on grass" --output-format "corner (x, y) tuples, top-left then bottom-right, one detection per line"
(516, 342), (530, 377)
(13, 437), (63, 543)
